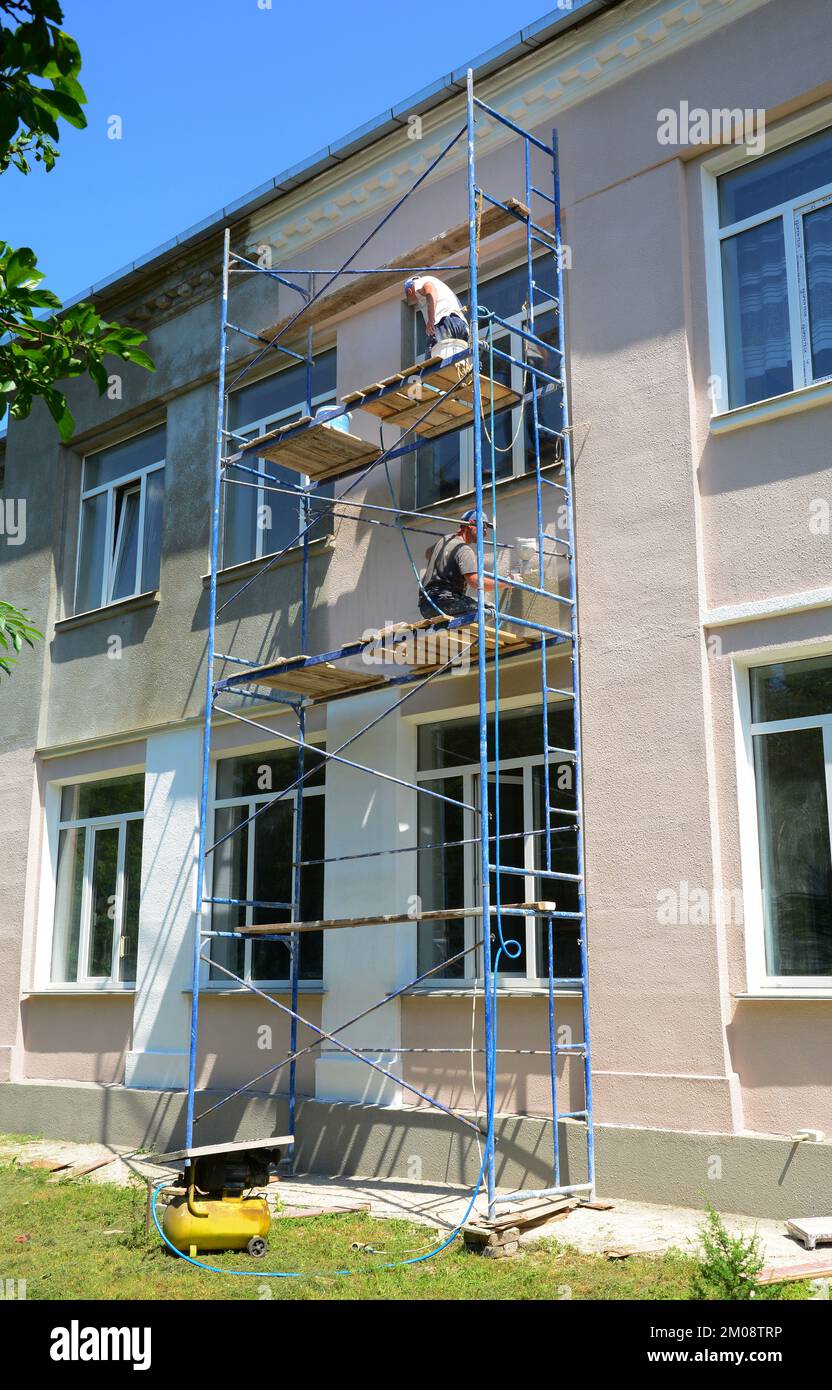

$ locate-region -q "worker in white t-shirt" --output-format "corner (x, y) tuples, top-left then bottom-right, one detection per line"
(404, 276), (469, 357)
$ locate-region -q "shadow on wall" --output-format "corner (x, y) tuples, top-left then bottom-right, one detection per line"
(698, 407), (832, 497)
(727, 1002), (832, 1137)
(21, 996), (133, 1086)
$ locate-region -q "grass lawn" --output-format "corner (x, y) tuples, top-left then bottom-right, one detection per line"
(0, 1160), (809, 1301)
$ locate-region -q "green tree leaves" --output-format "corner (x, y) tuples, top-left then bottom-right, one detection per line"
(1, 241), (156, 440)
(0, 599), (42, 675)
(0, 1), (86, 171)
(0, 1), (156, 675)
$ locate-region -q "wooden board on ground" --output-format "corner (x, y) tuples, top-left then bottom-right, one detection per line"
(476, 1197), (576, 1234)
(258, 198), (531, 346)
(757, 1260), (832, 1286)
(149, 1135), (294, 1165)
(239, 420), (381, 483)
(275, 1202), (372, 1220)
(351, 357), (521, 440)
(241, 902), (557, 936)
(50, 1156), (117, 1182)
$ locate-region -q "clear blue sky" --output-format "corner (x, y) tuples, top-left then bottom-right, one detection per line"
(5, 0), (554, 303)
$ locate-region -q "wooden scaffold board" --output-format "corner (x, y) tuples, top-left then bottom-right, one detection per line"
(237, 419), (381, 484)
(234, 658), (388, 699)
(221, 615), (539, 703)
(346, 356), (521, 440)
(241, 902), (558, 936)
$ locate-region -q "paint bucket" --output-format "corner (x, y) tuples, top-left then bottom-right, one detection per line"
(315, 404), (351, 433)
(434, 337), (470, 363)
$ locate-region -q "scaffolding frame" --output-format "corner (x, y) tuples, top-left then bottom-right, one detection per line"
(184, 69), (594, 1222)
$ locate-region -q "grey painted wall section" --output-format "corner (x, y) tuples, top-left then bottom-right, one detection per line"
(1, 1079), (830, 1220)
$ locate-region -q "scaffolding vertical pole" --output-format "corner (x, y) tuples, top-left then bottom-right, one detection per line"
(466, 68), (496, 1219)
(287, 281), (314, 1170)
(185, 227), (230, 1148)
(524, 136), (562, 1187)
(553, 128), (595, 1194)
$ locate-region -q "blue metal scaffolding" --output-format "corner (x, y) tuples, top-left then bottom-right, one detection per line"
(184, 69), (594, 1223)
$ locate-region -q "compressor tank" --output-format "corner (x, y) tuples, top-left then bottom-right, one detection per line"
(163, 1193), (271, 1254)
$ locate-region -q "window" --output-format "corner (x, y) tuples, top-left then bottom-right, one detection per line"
(223, 351), (336, 568)
(412, 260), (563, 509)
(748, 655), (832, 981)
(50, 774), (144, 985)
(714, 126), (832, 409)
(76, 426), (165, 613)
(416, 709), (579, 985)
(208, 746), (325, 985)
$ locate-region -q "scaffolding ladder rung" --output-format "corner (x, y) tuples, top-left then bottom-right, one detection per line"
(488, 864), (582, 882)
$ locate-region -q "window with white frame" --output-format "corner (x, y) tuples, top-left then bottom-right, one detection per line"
(75, 426), (165, 613)
(223, 351), (336, 568)
(713, 125), (832, 410)
(412, 259), (563, 509)
(50, 774), (144, 986)
(748, 654), (832, 981)
(208, 746), (325, 985)
(416, 709), (579, 985)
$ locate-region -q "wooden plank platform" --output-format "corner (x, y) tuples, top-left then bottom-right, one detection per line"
(149, 1135), (294, 1164)
(240, 660), (388, 699)
(259, 198), (531, 345)
(407, 621), (536, 675)
(241, 902), (557, 936)
(221, 615), (539, 703)
(239, 419), (381, 483)
(348, 356), (521, 441)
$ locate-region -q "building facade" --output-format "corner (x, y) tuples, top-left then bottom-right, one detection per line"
(2, 0), (832, 1213)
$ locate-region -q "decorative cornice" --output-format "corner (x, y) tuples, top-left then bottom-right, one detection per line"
(98, 0), (770, 329)
(242, 0), (769, 267)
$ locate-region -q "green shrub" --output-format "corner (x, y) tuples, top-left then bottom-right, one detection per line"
(691, 1205), (785, 1300)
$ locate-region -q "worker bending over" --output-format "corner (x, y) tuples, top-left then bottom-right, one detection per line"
(419, 509), (496, 619)
(404, 276), (469, 356)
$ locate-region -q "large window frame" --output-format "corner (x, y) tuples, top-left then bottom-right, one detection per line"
(75, 427), (165, 613)
(205, 748), (325, 988)
(735, 647), (832, 995)
(416, 710), (575, 990)
(703, 109), (832, 416)
(223, 355), (336, 569)
(48, 777), (144, 990)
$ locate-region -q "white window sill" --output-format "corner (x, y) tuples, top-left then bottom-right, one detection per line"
(202, 535), (334, 588)
(185, 983), (326, 997)
(405, 985), (582, 998)
(56, 590), (160, 632)
(734, 991), (832, 1001)
(709, 377), (832, 435)
(22, 986), (135, 997)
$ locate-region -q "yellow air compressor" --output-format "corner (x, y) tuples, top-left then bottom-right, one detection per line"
(160, 1139), (288, 1258)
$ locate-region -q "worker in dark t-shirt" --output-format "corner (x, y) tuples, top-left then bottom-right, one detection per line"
(419, 509), (496, 618)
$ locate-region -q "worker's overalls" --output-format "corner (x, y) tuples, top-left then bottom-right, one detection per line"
(419, 535), (478, 619)
(426, 312), (470, 353)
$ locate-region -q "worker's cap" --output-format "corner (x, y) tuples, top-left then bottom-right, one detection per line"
(403, 277), (416, 294)
(461, 508), (492, 531)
